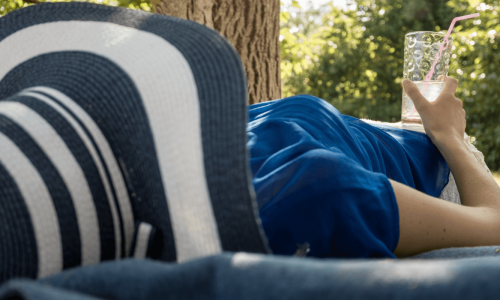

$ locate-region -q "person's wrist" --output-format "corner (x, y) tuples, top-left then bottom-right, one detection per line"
(432, 133), (467, 160)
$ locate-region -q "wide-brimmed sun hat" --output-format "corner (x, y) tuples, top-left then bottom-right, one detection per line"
(0, 2), (269, 283)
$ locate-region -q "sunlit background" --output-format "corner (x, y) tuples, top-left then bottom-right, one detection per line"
(279, 0), (500, 175)
(284, 0), (352, 10)
(1, 0), (500, 177)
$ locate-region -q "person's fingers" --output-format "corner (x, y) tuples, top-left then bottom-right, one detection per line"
(402, 79), (429, 111)
(442, 76), (458, 95)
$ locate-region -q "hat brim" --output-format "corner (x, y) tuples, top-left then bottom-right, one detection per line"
(0, 2), (269, 281)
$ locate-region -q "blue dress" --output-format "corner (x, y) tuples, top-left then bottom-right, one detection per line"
(247, 95), (450, 258)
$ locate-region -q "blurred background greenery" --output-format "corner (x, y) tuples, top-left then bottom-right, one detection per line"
(0, 0), (151, 12)
(1, 0), (499, 172)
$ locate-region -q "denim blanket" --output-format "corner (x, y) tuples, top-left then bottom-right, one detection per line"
(2, 250), (500, 299)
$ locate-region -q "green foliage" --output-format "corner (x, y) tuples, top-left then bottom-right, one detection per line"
(281, 0), (500, 171)
(0, 0), (151, 16)
(448, 0), (500, 171)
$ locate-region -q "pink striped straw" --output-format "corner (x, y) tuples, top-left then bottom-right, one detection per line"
(423, 13), (480, 85)
(408, 13), (479, 117)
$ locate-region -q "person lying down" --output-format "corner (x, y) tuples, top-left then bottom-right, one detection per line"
(247, 77), (500, 258)
(8, 1), (500, 288)
(0, 70), (499, 284)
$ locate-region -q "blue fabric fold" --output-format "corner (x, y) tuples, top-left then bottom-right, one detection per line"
(247, 95), (450, 258)
(4, 253), (500, 300)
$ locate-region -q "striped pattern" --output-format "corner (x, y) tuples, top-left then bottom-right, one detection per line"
(0, 132), (62, 278)
(20, 89), (129, 259)
(0, 92), (119, 278)
(0, 2), (269, 284)
(0, 20), (222, 263)
(0, 18), (223, 264)
(0, 101), (101, 266)
(133, 223), (153, 259)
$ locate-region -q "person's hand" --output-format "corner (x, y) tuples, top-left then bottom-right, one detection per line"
(402, 76), (466, 150)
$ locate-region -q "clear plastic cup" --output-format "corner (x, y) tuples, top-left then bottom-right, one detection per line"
(401, 31), (453, 125)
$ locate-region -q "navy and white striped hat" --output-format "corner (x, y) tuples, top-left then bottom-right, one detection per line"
(0, 2), (269, 283)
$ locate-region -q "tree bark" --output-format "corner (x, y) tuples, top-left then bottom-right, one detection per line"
(150, 0), (281, 104)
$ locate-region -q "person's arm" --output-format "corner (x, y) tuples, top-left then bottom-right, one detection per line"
(402, 76), (500, 208)
(391, 77), (500, 257)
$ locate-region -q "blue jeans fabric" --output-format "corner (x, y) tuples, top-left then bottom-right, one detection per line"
(2, 250), (500, 300)
(408, 245), (500, 260)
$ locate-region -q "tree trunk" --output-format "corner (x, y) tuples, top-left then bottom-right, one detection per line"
(149, 0), (281, 104)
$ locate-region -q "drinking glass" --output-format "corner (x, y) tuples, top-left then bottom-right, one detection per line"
(401, 31), (453, 125)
